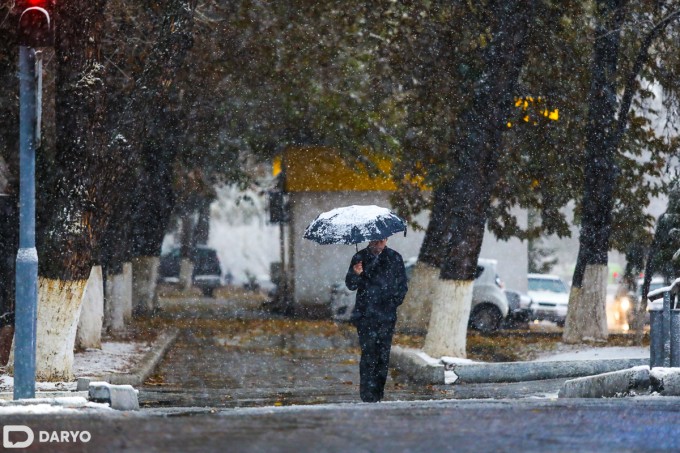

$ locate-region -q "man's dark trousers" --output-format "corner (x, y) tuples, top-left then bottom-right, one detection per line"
(356, 316), (397, 402)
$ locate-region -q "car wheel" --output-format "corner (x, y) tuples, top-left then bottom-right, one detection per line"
(556, 319), (565, 328)
(469, 304), (502, 333)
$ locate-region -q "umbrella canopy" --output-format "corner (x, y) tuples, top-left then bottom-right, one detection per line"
(303, 205), (407, 245)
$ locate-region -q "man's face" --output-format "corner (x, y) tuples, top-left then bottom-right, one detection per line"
(368, 238), (388, 254)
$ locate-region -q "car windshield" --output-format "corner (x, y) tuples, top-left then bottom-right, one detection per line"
(528, 278), (567, 293)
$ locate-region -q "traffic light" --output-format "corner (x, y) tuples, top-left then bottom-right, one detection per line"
(16, 0), (55, 47)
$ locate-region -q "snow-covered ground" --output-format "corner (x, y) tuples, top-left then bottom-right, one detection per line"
(0, 340), (151, 393)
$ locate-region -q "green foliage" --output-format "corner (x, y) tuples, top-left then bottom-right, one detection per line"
(3, 0), (680, 265)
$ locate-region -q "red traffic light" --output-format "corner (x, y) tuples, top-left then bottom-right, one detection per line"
(17, 0), (55, 8)
(16, 0), (54, 47)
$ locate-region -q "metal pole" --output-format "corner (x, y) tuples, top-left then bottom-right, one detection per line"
(670, 310), (680, 367)
(14, 46), (39, 400)
(663, 291), (672, 367)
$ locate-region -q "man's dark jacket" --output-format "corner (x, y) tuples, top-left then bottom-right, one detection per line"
(345, 247), (408, 321)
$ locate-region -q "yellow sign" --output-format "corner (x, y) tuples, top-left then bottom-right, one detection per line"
(274, 147), (397, 193)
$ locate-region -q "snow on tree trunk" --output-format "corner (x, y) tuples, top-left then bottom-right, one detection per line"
(179, 258), (193, 290)
(8, 278), (87, 381)
(396, 261), (439, 333)
(76, 266), (104, 350)
(132, 256), (159, 315)
(563, 264), (608, 343)
(423, 279), (474, 358)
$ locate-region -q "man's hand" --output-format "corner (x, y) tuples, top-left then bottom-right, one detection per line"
(353, 261), (363, 275)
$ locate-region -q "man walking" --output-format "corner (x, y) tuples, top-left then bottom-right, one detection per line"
(345, 238), (408, 402)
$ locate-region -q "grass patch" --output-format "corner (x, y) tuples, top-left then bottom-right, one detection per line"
(394, 329), (650, 362)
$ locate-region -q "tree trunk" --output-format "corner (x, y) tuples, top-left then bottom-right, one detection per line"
(9, 278), (87, 381)
(396, 261), (439, 333)
(76, 265), (104, 350)
(195, 197), (211, 245)
(116, 0), (199, 313)
(131, 256), (160, 314)
(564, 264), (609, 342)
(125, 0), (199, 263)
(424, 1), (533, 357)
(397, 187), (453, 332)
(0, 194), (17, 319)
(105, 268), (129, 334)
(423, 280), (474, 358)
(30, 0), (111, 381)
(563, 0), (626, 343)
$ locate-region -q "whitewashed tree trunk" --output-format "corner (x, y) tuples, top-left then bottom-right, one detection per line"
(563, 264), (609, 343)
(122, 262), (133, 322)
(76, 266), (104, 350)
(105, 270), (126, 334)
(9, 278), (87, 381)
(179, 258), (193, 290)
(132, 256), (159, 314)
(396, 261), (439, 333)
(423, 279), (474, 358)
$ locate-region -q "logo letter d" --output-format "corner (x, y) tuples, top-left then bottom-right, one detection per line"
(3, 425), (34, 449)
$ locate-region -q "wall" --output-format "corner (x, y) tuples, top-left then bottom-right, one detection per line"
(290, 191), (528, 307)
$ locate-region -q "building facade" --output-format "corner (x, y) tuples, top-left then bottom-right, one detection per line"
(276, 147), (528, 315)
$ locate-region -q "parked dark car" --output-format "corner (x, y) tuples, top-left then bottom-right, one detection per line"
(158, 245), (222, 296)
(503, 289), (532, 327)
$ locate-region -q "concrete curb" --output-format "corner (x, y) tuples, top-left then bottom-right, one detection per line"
(390, 346), (649, 385)
(558, 366), (650, 398)
(87, 328), (179, 386)
(448, 358), (649, 384)
(89, 382), (139, 411)
(650, 367), (680, 395)
(0, 391), (89, 401)
(390, 346), (445, 384)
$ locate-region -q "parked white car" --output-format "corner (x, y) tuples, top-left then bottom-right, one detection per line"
(329, 257), (509, 333)
(527, 273), (570, 326)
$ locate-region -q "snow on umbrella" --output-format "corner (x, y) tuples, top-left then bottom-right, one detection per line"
(303, 205), (407, 245)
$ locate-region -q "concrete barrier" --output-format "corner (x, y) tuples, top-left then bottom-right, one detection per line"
(390, 346), (649, 385)
(449, 358), (649, 384)
(390, 346), (445, 384)
(558, 366), (650, 398)
(650, 367), (680, 395)
(88, 382), (139, 411)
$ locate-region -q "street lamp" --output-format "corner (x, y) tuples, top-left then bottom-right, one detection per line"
(14, 0), (54, 400)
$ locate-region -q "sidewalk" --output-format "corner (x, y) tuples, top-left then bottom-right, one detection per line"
(0, 325), (178, 398)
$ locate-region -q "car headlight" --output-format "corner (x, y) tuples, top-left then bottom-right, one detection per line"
(619, 297), (630, 312)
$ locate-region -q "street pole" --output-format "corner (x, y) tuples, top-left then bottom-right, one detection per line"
(14, 46), (40, 400)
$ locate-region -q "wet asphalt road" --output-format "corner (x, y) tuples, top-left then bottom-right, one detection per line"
(4, 398), (680, 452)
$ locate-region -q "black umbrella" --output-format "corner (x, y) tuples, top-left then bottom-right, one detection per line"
(303, 205), (407, 245)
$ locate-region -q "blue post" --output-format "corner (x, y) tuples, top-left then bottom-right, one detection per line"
(14, 46), (39, 400)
